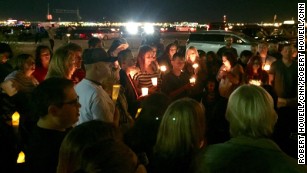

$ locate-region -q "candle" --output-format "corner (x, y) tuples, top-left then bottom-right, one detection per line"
(129, 67), (138, 78)
(189, 77), (196, 85)
(249, 80), (261, 86)
(263, 64), (270, 71)
(151, 77), (158, 86)
(135, 108), (142, 119)
(160, 65), (167, 72)
(112, 84), (121, 102)
(141, 87), (149, 96)
(192, 63), (199, 69)
(17, 151), (25, 163)
(12, 111), (20, 127)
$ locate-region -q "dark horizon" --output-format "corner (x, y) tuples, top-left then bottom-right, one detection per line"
(0, 0), (300, 23)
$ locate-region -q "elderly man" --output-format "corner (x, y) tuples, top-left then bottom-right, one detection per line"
(75, 48), (118, 126)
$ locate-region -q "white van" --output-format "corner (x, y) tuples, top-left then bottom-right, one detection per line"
(186, 30), (257, 55)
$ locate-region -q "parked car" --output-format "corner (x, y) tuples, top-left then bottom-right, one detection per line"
(55, 27), (121, 40)
(186, 30), (257, 55)
(96, 28), (121, 40)
(231, 25), (270, 41)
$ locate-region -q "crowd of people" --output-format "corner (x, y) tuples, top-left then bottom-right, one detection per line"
(0, 33), (305, 173)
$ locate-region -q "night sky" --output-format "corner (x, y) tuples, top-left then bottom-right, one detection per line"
(0, 0), (300, 23)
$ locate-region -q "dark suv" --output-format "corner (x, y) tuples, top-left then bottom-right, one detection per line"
(187, 30), (257, 55)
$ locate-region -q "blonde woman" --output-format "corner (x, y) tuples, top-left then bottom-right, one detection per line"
(184, 46), (201, 76)
(194, 85), (307, 173)
(150, 98), (206, 173)
(46, 43), (82, 80)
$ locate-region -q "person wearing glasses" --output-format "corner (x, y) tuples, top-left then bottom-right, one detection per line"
(26, 77), (81, 173)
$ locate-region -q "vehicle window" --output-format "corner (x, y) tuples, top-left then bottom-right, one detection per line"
(189, 34), (225, 42)
(231, 35), (244, 44)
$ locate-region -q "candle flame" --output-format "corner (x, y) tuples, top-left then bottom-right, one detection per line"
(192, 63), (199, 69)
(12, 111), (20, 126)
(160, 65), (167, 72)
(135, 108), (142, 119)
(263, 64), (270, 71)
(17, 151), (25, 163)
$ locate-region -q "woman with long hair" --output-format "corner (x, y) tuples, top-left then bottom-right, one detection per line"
(217, 52), (244, 98)
(33, 45), (52, 83)
(149, 98), (206, 173)
(133, 45), (161, 95)
(245, 55), (269, 86)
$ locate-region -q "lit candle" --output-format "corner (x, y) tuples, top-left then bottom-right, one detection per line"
(135, 108), (142, 119)
(12, 111), (20, 127)
(129, 68), (138, 78)
(263, 64), (270, 71)
(151, 77), (158, 86)
(192, 63), (199, 69)
(160, 65), (167, 72)
(249, 80), (261, 86)
(189, 77), (196, 85)
(17, 151), (25, 164)
(141, 87), (149, 96)
(112, 84), (121, 102)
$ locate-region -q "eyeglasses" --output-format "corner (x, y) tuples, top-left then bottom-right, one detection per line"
(62, 96), (79, 105)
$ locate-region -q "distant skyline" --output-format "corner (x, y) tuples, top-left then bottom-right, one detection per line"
(0, 0), (301, 23)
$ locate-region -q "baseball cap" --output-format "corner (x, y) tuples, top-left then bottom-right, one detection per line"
(83, 48), (117, 64)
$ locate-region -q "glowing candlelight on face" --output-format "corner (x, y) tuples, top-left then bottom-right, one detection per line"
(192, 63), (199, 69)
(151, 77), (158, 86)
(160, 65), (167, 72)
(189, 77), (196, 85)
(263, 64), (270, 71)
(141, 87), (149, 96)
(249, 80), (261, 86)
(12, 111), (20, 127)
(112, 84), (121, 102)
(17, 151), (25, 163)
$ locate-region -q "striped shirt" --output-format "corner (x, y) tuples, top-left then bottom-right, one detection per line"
(133, 71), (162, 94)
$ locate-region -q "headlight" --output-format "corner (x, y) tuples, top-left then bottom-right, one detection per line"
(144, 24), (154, 34)
(126, 22), (139, 35)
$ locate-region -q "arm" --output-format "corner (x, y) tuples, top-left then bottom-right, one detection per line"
(216, 65), (227, 81)
(168, 83), (192, 98)
(268, 74), (274, 86)
(226, 65), (243, 85)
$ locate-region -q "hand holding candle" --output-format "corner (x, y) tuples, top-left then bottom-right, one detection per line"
(263, 64), (270, 71)
(160, 65), (167, 72)
(151, 77), (158, 86)
(141, 87), (149, 96)
(189, 77), (196, 86)
(249, 79), (261, 86)
(192, 63), (199, 69)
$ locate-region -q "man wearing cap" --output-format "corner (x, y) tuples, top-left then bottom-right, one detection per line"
(75, 48), (118, 126)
